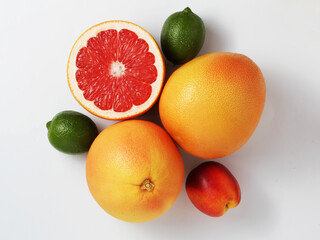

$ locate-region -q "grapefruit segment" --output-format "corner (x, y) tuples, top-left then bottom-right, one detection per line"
(68, 21), (165, 120)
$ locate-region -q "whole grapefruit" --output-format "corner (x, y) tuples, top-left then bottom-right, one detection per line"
(159, 52), (266, 159)
(86, 120), (184, 222)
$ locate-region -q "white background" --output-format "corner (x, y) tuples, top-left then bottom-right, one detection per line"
(1, 0), (320, 239)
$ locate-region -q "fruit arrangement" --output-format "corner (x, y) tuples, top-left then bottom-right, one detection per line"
(47, 7), (265, 222)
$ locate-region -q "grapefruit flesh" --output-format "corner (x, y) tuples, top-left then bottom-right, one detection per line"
(68, 21), (165, 120)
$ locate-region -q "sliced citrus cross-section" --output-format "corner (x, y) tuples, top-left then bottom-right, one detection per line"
(68, 21), (165, 120)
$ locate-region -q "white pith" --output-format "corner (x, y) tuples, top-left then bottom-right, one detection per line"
(110, 61), (126, 77)
(67, 21), (164, 120)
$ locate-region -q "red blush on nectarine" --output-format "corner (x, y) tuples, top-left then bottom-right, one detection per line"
(186, 161), (241, 217)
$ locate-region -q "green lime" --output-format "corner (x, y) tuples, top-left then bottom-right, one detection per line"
(46, 110), (98, 154)
(161, 7), (205, 65)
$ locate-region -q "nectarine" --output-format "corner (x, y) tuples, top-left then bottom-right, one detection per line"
(186, 161), (241, 217)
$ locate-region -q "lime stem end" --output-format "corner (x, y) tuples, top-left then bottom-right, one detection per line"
(183, 7), (192, 13)
(46, 121), (51, 129)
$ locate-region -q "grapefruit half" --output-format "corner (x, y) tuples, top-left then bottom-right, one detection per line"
(68, 21), (165, 120)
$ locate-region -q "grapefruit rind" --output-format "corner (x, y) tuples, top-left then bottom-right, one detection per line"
(67, 21), (165, 120)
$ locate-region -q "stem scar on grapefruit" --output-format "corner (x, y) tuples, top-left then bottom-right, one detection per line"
(67, 21), (165, 120)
